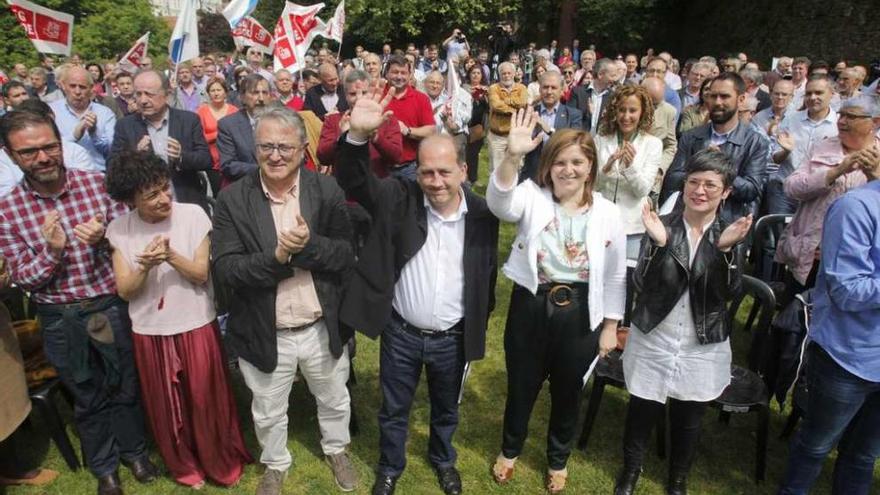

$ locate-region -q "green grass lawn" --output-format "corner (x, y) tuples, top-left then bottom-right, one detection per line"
(8, 150), (878, 494)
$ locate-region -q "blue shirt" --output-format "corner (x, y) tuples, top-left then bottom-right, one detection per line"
(811, 180), (880, 382)
(664, 86), (682, 118)
(50, 100), (116, 171)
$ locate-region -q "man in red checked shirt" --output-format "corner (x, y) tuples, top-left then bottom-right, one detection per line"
(0, 111), (156, 495)
(382, 55), (436, 181)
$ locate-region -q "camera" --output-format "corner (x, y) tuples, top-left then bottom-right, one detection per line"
(456, 33), (467, 42)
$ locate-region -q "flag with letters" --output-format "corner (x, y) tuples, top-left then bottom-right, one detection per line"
(6, 0), (74, 56)
(232, 16), (273, 54)
(321, 0), (344, 43)
(117, 32), (150, 73)
(273, 2), (325, 72)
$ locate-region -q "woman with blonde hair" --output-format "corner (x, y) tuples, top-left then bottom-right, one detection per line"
(594, 84), (662, 259)
(487, 110), (627, 493)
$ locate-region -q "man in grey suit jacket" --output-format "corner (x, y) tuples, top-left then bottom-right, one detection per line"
(520, 71), (584, 182)
(111, 70), (212, 209)
(217, 74), (271, 184)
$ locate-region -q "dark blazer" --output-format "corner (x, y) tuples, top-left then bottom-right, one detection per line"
(303, 85), (349, 120)
(755, 89), (772, 113)
(211, 168), (354, 373)
(660, 121), (769, 221)
(335, 139), (499, 362)
(567, 85), (612, 132)
(111, 107), (211, 209)
(520, 102), (584, 182)
(217, 110), (256, 182)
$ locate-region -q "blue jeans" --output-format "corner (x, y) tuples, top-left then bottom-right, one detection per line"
(778, 343), (880, 495)
(377, 316), (465, 477)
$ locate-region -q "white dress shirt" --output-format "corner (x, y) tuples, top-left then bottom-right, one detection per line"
(392, 191), (468, 331)
(589, 88), (609, 134)
(777, 108), (838, 171)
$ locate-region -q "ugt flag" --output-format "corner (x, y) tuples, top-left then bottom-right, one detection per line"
(117, 32), (150, 73)
(232, 16), (273, 54)
(222, 0), (259, 29)
(321, 0), (344, 43)
(169, 0), (199, 64)
(6, 0), (74, 56)
(273, 2), (325, 73)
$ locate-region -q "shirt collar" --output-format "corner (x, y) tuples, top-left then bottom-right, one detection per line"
(710, 124), (734, 141)
(539, 102), (559, 115)
(22, 167), (70, 199)
(142, 108), (169, 129)
(801, 108), (836, 125)
(423, 187), (469, 222)
(259, 170), (299, 204)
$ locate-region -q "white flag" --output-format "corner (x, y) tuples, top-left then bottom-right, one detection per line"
(222, 0), (259, 29)
(169, 0), (199, 65)
(6, 0), (74, 56)
(117, 32), (150, 73)
(321, 0), (344, 43)
(231, 16), (273, 54)
(273, 2), (325, 73)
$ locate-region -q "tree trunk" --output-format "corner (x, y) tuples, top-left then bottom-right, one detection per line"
(557, 0), (577, 50)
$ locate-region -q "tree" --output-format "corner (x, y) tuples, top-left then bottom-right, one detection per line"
(199, 11), (236, 55)
(0, 0), (169, 69)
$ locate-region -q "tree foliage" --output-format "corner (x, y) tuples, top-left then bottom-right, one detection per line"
(198, 11), (236, 55)
(0, 0), (169, 69)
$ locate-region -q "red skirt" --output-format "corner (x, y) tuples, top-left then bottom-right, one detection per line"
(133, 321), (252, 487)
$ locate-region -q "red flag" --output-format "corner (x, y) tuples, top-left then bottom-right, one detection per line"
(232, 16), (274, 54)
(6, 0), (74, 56)
(273, 2), (326, 72)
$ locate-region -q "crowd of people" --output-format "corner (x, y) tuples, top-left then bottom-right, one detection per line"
(0, 26), (878, 495)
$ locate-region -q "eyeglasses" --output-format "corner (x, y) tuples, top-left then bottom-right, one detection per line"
(563, 71), (574, 75)
(256, 142), (300, 157)
(685, 178), (723, 194)
(838, 111), (872, 120)
(10, 142), (62, 161)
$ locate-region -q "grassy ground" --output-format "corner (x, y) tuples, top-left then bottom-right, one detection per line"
(8, 151), (879, 495)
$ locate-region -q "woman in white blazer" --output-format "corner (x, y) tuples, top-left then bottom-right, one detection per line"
(487, 109), (627, 493)
(594, 84), (663, 259)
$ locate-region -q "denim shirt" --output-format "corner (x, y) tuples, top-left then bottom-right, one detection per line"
(810, 180), (880, 382)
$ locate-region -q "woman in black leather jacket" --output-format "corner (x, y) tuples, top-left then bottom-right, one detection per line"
(614, 150), (752, 495)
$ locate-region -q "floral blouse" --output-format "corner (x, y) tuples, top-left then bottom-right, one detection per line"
(536, 206), (591, 283)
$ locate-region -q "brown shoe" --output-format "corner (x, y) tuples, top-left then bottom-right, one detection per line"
(0, 468), (59, 486)
(491, 454), (516, 484)
(325, 451), (358, 492)
(546, 468), (568, 494)
(255, 468), (286, 495)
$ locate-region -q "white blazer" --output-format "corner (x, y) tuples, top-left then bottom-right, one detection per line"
(486, 173), (627, 331)
(593, 132), (662, 235)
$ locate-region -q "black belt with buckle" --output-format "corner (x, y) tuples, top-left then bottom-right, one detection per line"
(536, 282), (588, 307)
(391, 310), (463, 337)
(277, 317), (321, 333)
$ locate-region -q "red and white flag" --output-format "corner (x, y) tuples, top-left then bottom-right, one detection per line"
(321, 0), (344, 43)
(273, 2), (326, 73)
(6, 0), (74, 56)
(232, 16), (274, 54)
(116, 32), (150, 73)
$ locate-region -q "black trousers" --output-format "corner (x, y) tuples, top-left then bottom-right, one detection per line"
(622, 395), (708, 476)
(501, 284), (599, 470)
(465, 138), (483, 183)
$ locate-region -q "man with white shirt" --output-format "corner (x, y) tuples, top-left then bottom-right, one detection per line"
(303, 63), (348, 120)
(788, 56), (811, 112)
(335, 89), (499, 495)
(50, 66), (116, 171)
(423, 71), (472, 162)
(569, 58), (616, 134)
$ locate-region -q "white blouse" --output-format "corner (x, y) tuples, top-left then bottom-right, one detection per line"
(594, 132), (663, 235)
(622, 217), (732, 403)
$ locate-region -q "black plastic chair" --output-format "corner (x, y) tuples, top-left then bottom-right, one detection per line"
(29, 377), (82, 470)
(577, 348), (666, 458)
(711, 275), (776, 483)
(749, 213), (792, 288)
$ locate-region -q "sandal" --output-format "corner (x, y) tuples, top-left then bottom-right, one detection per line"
(491, 454), (516, 484)
(545, 468), (567, 494)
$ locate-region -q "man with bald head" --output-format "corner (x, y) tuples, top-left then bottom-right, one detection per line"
(303, 63), (348, 120)
(50, 65), (116, 170)
(642, 76), (678, 193)
(336, 88), (499, 495)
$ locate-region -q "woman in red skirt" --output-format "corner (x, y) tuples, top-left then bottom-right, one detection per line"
(104, 150), (252, 489)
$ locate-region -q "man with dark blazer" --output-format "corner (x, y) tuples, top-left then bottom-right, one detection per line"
(211, 106), (357, 495)
(520, 70), (584, 182)
(568, 58), (616, 134)
(303, 63), (349, 120)
(335, 90), (499, 495)
(111, 70), (211, 209)
(217, 74), (270, 184)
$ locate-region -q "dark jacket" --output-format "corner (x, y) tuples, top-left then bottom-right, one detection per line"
(111, 107), (212, 209)
(567, 85), (612, 131)
(520, 102), (584, 182)
(660, 121), (769, 220)
(217, 110), (256, 182)
(755, 89), (772, 113)
(303, 84), (349, 120)
(631, 210), (744, 344)
(335, 138), (499, 362)
(211, 168), (354, 373)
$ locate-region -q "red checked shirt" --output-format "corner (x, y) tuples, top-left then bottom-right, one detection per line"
(0, 169), (128, 304)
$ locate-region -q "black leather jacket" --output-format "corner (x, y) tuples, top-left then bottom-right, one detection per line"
(631, 211), (744, 344)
